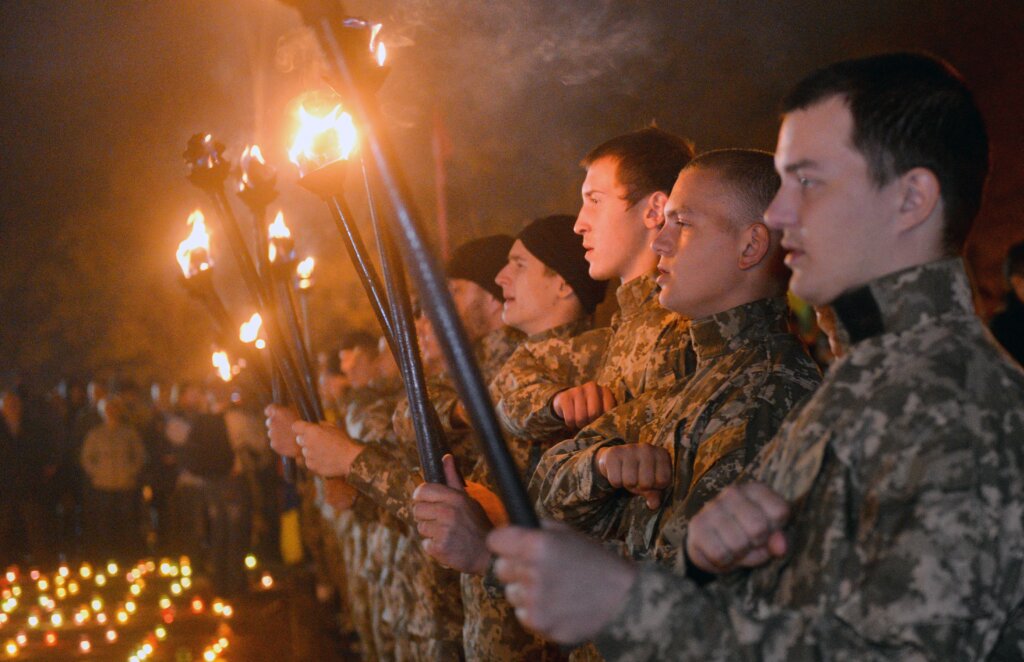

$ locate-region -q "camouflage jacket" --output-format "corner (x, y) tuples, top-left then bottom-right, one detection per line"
(593, 259), (1024, 661)
(480, 317), (600, 482)
(532, 298), (821, 555)
(502, 273), (692, 440)
(347, 326), (523, 528)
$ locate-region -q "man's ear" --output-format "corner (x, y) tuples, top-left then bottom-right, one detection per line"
(642, 191), (669, 230)
(554, 275), (575, 301)
(738, 222), (771, 270)
(894, 167), (942, 234)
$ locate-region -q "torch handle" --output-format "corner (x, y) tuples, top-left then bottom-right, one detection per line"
(207, 189), (319, 424)
(278, 277), (326, 422)
(306, 11), (537, 526)
(363, 161), (446, 484)
(326, 195), (397, 355)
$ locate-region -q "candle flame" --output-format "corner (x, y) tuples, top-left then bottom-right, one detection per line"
(288, 104), (358, 168)
(297, 257), (315, 280)
(212, 352), (232, 382)
(239, 313), (263, 344)
(376, 42), (387, 67)
(175, 210), (212, 278)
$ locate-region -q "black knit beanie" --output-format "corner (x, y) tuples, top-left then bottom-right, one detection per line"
(445, 234), (515, 302)
(517, 215), (609, 314)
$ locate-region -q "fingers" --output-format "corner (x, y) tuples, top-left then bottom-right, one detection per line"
(597, 444), (673, 495)
(601, 386), (616, 413)
(442, 453), (467, 492)
(555, 382), (614, 430)
(686, 481), (790, 574)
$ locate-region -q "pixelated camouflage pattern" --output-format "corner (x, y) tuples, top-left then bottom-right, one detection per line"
(593, 259), (1024, 661)
(459, 319), (597, 662)
(499, 274), (690, 442)
(487, 318), (605, 472)
(345, 327), (522, 658)
(532, 298), (820, 559)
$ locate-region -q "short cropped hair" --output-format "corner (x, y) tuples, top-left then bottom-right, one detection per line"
(684, 149), (780, 224)
(582, 126), (695, 209)
(782, 52), (989, 252)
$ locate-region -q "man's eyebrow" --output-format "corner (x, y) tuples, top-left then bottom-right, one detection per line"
(783, 159), (819, 174)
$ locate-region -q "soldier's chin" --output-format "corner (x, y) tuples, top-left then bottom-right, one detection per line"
(789, 270), (828, 307)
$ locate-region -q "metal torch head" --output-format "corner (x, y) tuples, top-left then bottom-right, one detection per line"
(238, 145), (279, 209)
(184, 133), (231, 190)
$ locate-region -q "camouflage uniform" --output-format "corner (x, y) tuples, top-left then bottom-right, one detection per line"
(502, 274), (691, 443)
(462, 318), (603, 662)
(345, 326), (522, 661)
(592, 259), (1024, 661)
(342, 377), (405, 661)
(533, 298), (821, 561)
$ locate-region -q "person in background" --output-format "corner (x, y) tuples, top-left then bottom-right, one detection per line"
(80, 395), (146, 560)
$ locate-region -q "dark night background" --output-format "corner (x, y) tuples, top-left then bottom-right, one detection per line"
(1, 1), (1022, 386)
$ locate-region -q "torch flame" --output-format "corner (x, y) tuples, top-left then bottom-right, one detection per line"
(370, 24), (387, 66)
(268, 211), (291, 239)
(239, 313), (263, 344)
(175, 210), (212, 278)
(297, 257), (315, 289)
(212, 352), (232, 382)
(287, 104), (358, 168)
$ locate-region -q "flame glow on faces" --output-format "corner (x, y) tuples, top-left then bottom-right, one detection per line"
(211, 352), (232, 382)
(297, 257), (315, 289)
(267, 211), (291, 263)
(287, 105), (358, 169)
(239, 313), (263, 344)
(175, 210), (212, 278)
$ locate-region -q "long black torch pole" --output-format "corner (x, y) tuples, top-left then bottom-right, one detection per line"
(325, 195), (397, 354)
(361, 158), (446, 484)
(250, 206), (297, 482)
(205, 187), (319, 423)
(291, 8), (536, 525)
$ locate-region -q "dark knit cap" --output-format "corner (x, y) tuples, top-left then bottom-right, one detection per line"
(517, 215), (609, 314)
(445, 234), (515, 302)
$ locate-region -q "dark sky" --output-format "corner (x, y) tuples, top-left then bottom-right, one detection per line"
(2, 0), (1023, 384)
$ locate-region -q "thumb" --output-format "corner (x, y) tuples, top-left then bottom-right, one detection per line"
(643, 490), (662, 510)
(442, 453), (466, 491)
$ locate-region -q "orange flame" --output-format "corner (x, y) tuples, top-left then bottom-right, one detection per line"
(240, 144), (266, 189)
(288, 104), (358, 168)
(175, 210), (212, 278)
(239, 313), (263, 344)
(212, 351), (232, 382)
(297, 257), (315, 289)
(268, 211), (291, 263)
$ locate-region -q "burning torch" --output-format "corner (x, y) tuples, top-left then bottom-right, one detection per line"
(175, 210), (270, 397)
(288, 93), (447, 484)
(296, 256), (315, 351)
(281, 6), (536, 525)
(183, 133), (322, 424)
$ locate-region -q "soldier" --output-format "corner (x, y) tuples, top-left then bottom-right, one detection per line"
(267, 331), (401, 660)
(531, 149), (822, 564)
(488, 53), (1024, 661)
(412, 214), (608, 660)
(503, 127), (695, 443)
(291, 235), (520, 661)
